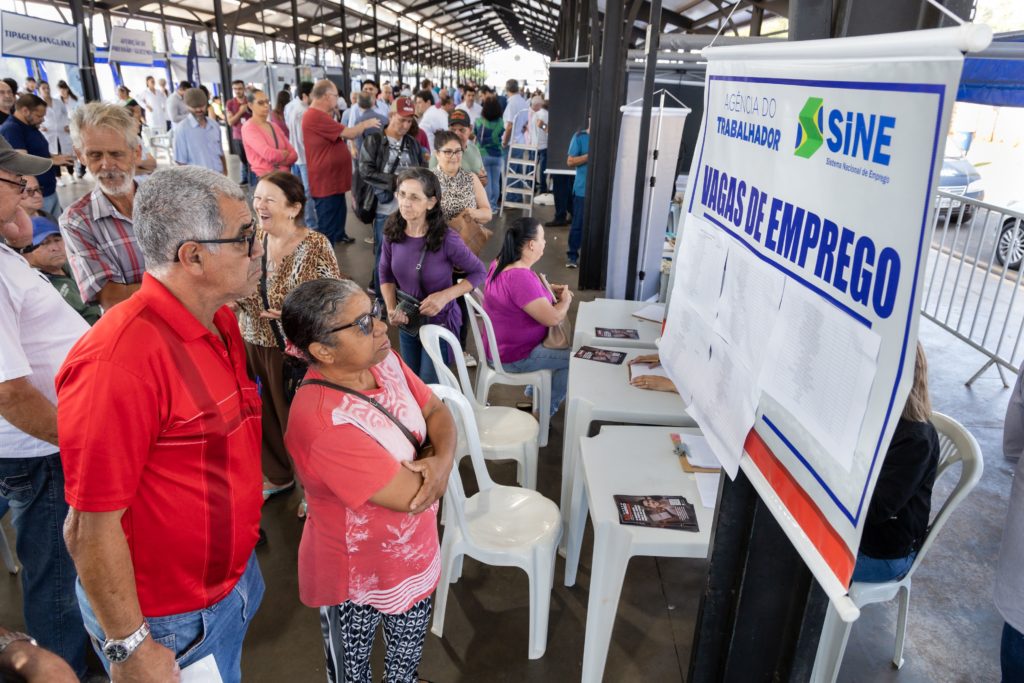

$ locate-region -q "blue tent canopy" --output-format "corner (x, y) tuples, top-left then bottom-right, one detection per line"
(957, 33), (1024, 108)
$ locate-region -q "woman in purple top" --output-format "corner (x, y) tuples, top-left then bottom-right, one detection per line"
(482, 217), (574, 415)
(380, 167), (486, 383)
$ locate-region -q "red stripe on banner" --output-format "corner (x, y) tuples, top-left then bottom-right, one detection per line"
(744, 429), (855, 586)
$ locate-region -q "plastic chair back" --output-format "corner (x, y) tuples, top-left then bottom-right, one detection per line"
(420, 325), (478, 406)
(464, 291), (508, 374)
(430, 384), (496, 504)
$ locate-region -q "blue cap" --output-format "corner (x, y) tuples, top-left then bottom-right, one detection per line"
(30, 216), (60, 246)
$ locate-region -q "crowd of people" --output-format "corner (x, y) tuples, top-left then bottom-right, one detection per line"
(0, 73), (585, 683)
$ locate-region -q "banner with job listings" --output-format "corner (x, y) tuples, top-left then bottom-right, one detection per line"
(659, 25), (990, 600)
(1, 11), (78, 64)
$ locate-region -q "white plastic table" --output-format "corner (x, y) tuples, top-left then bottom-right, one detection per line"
(565, 426), (715, 683)
(560, 345), (696, 536)
(572, 299), (662, 350)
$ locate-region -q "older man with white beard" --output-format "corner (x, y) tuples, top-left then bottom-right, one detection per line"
(60, 103), (145, 312)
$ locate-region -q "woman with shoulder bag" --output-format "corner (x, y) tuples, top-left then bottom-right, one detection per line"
(282, 278), (455, 683)
(241, 89), (298, 179)
(236, 171), (342, 509)
(482, 217), (573, 417)
(379, 167), (487, 383)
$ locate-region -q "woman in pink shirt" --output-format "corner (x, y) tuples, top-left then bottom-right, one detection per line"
(282, 278), (456, 682)
(241, 89), (297, 178)
(482, 216), (573, 415)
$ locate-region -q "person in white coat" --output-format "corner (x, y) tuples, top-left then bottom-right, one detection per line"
(38, 82), (73, 186)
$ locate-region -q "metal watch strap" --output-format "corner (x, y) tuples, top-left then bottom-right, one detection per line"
(103, 621), (150, 662)
(0, 631), (37, 655)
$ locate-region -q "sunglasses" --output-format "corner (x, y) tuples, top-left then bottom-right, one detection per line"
(327, 299), (384, 337)
(173, 221), (257, 261)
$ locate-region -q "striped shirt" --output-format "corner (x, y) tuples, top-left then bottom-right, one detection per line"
(59, 185), (145, 305)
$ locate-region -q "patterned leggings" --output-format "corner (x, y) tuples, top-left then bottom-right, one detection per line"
(319, 597), (432, 683)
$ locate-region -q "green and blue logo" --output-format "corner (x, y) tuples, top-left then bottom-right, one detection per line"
(794, 97), (824, 158)
(794, 96), (896, 166)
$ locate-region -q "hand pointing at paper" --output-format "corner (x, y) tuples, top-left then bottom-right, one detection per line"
(628, 353), (679, 393)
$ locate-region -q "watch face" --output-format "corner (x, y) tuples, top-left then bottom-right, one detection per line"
(104, 642), (129, 663)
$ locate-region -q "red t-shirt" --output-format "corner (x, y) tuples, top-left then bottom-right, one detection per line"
(284, 352), (440, 612)
(302, 107), (352, 198)
(57, 274), (263, 617)
(226, 97), (251, 140)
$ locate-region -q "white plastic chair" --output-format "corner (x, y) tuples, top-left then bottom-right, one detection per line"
(420, 324), (541, 490)
(811, 412), (984, 682)
(148, 128), (174, 165)
(428, 384), (562, 659)
(463, 291), (553, 448)
(0, 499), (17, 574)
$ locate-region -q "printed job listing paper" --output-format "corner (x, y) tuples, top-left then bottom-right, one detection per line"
(759, 285), (882, 472)
(714, 244), (786, 375)
(676, 215), (728, 324)
(660, 301), (714, 405)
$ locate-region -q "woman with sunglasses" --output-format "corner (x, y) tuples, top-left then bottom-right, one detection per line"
(19, 175), (56, 223)
(236, 171), (342, 512)
(281, 277), (455, 683)
(379, 167), (486, 383)
(240, 89), (297, 180)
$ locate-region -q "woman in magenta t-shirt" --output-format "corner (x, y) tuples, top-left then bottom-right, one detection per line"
(482, 216), (574, 415)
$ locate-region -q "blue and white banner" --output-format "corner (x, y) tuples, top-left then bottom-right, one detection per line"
(1, 11), (78, 65)
(660, 25), (991, 612)
(108, 26), (154, 65)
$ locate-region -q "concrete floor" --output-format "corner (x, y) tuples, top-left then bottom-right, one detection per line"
(0, 175), (1013, 682)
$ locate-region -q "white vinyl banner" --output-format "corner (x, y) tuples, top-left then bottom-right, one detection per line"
(0, 11), (78, 64)
(108, 26), (154, 65)
(659, 25), (990, 609)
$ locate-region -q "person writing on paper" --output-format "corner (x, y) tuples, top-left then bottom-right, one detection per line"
(281, 278), (455, 683)
(482, 217), (572, 416)
(853, 342), (939, 583)
(628, 354), (679, 393)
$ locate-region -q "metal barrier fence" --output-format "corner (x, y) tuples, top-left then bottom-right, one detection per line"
(921, 190), (1024, 387)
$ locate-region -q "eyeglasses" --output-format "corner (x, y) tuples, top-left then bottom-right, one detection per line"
(173, 221), (257, 261)
(438, 148), (464, 158)
(23, 187), (42, 196)
(326, 299), (384, 337)
(0, 177), (27, 193)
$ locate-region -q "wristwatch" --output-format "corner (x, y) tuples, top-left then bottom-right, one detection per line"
(102, 621), (150, 663)
(0, 631), (37, 655)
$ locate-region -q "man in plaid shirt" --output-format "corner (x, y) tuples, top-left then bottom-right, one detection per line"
(59, 102), (144, 311)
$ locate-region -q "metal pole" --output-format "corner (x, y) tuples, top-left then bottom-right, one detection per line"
(372, 1), (380, 83)
(68, 0), (100, 101)
(340, 0), (350, 92)
(212, 0), (233, 108)
(396, 20), (402, 89)
(290, 0), (302, 85)
(414, 23), (420, 89)
(623, 0), (661, 300)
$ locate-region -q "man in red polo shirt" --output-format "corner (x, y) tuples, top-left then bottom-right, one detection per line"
(57, 166), (265, 682)
(301, 79), (380, 245)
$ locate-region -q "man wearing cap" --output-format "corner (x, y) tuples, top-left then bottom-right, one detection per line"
(0, 139), (92, 678)
(0, 94), (74, 218)
(359, 96), (424, 296)
(429, 109), (486, 185)
(302, 79), (381, 245)
(60, 102), (145, 311)
(22, 216), (101, 324)
(172, 88), (226, 174)
(165, 80), (191, 126)
(58, 166), (265, 682)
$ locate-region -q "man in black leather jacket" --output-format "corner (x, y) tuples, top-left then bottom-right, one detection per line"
(357, 96), (424, 298)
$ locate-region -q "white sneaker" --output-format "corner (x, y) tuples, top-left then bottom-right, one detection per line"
(463, 352), (477, 368)
(364, 236), (375, 245)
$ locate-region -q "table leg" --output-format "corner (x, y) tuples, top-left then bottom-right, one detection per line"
(581, 522), (633, 683)
(564, 451), (588, 587)
(560, 398), (594, 549)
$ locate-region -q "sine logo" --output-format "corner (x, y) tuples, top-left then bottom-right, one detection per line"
(793, 96), (896, 167)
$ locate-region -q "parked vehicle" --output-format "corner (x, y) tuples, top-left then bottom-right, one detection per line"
(996, 202), (1024, 270)
(937, 156), (985, 218)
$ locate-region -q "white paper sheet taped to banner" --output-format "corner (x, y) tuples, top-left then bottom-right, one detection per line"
(0, 11), (78, 65)
(109, 26), (154, 65)
(659, 24), (990, 614)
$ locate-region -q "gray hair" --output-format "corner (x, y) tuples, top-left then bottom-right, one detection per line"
(133, 166), (246, 270)
(69, 102), (138, 151)
(281, 278), (366, 363)
(244, 89), (264, 104)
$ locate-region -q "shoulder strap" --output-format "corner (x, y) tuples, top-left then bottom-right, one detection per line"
(415, 242), (428, 293)
(259, 235), (288, 352)
(299, 378), (421, 451)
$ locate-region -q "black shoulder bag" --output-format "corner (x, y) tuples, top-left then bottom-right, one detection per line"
(298, 378), (433, 458)
(260, 236), (308, 403)
(395, 243), (428, 335)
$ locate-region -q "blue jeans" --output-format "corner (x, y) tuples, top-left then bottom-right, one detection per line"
(42, 192), (62, 219)
(850, 550), (916, 583)
(0, 453), (88, 677)
(292, 163), (318, 229)
(1003, 622), (1024, 683)
(372, 212), (389, 300)
(78, 552), (264, 682)
(399, 328), (447, 385)
(313, 194), (349, 244)
(552, 174), (572, 222)
(503, 343), (571, 416)
(568, 194), (586, 262)
(483, 155), (503, 209)
(536, 148), (548, 194)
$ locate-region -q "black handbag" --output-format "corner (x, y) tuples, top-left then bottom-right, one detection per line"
(259, 237), (307, 404)
(352, 171), (377, 224)
(395, 244), (428, 335)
